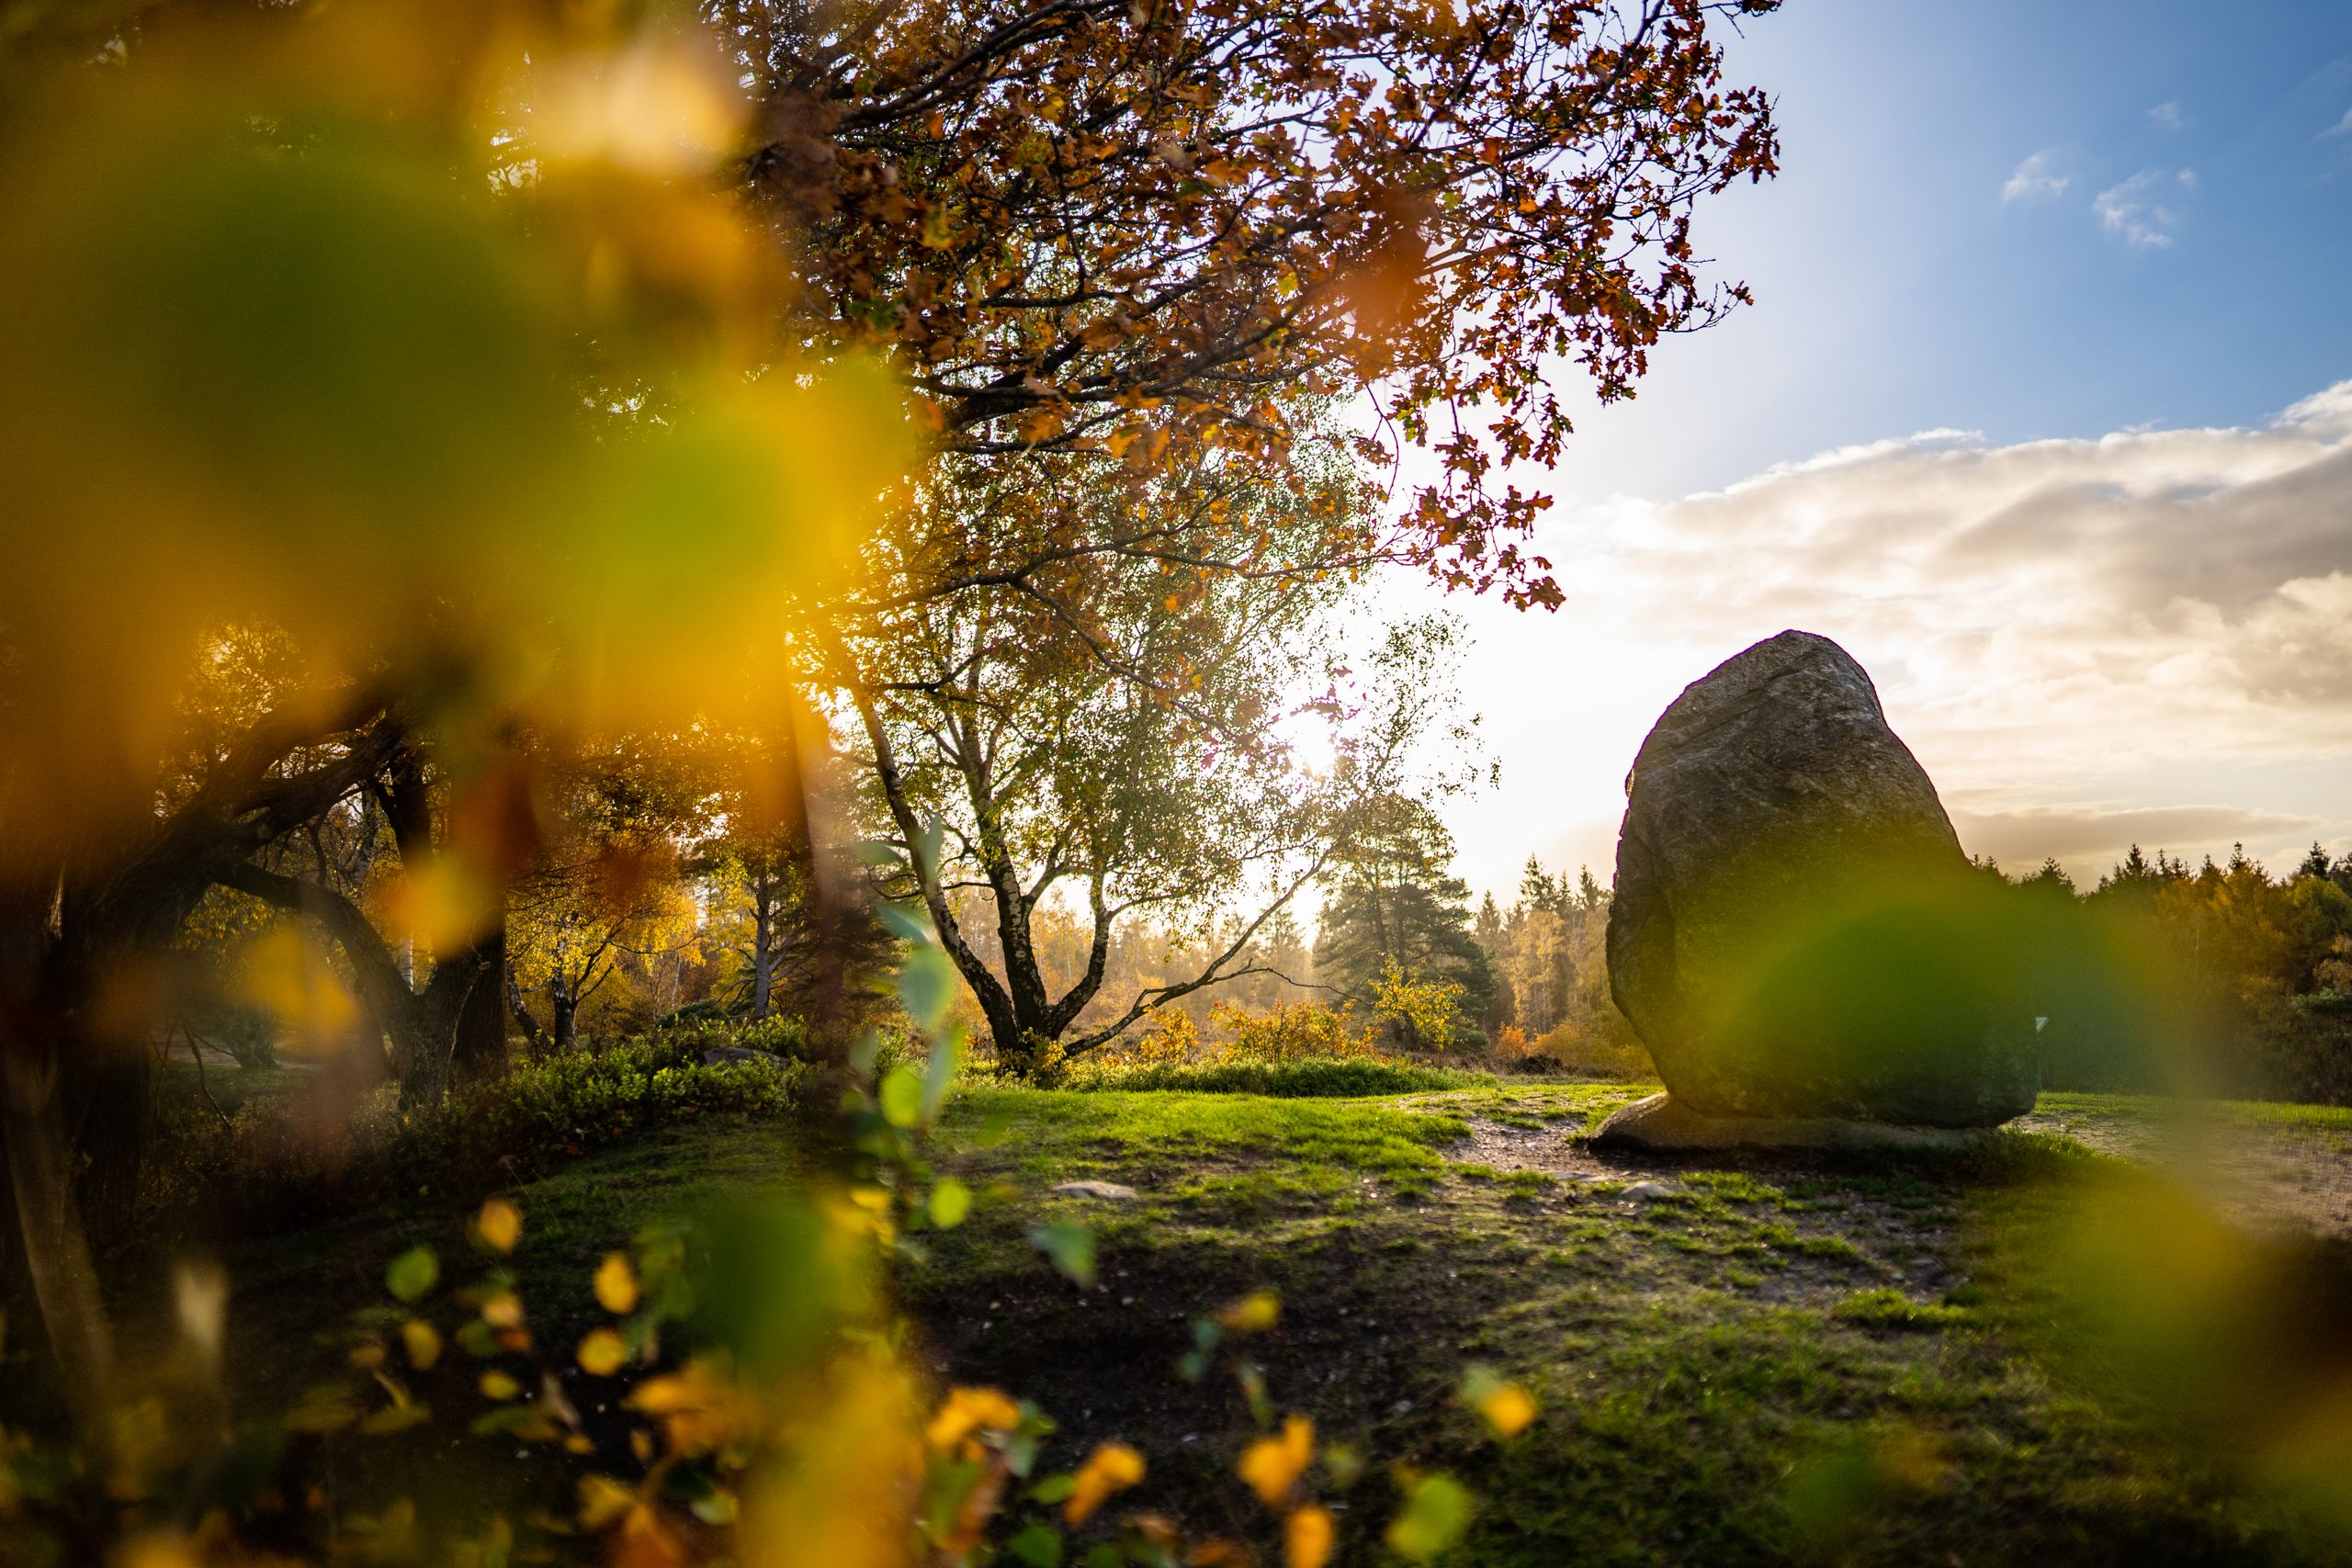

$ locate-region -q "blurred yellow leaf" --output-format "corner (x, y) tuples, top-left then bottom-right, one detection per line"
(173, 1261), (228, 1368)
(578, 1474), (637, 1530)
(1286, 1503), (1337, 1568)
(578, 1328), (629, 1377)
(1238, 1415), (1313, 1508)
(741, 1349), (920, 1568)
(238, 927), (358, 1038)
(0, 1), (909, 861)
(1217, 1290), (1281, 1334)
(1064, 1441), (1145, 1524)
(1478, 1384), (1536, 1439)
(401, 1319), (443, 1371)
(114, 1532), (201, 1568)
(377, 860), (503, 956)
(480, 1371), (522, 1402)
(924, 1385), (1022, 1452)
(476, 1198), (523, 1255)
(524, 38), (746, 176)
(1458, 1364), (1536, 1439)
(594, 1252), (640, 1314)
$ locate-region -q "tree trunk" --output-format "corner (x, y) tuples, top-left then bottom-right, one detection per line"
(749, 875), (776, 1023)
(550, 978), (578, 1054)
(448, 926), (509, 1085)
(505, 965), (551, 1055)
(69, 1048), (148, 1234)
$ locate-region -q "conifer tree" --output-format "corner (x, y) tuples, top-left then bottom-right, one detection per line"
(1314, 794), (1495, 1043)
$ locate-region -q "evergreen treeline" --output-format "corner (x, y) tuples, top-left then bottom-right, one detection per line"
(1470, 856), (1650, 1074)
(1984, 841), (2352, 1102)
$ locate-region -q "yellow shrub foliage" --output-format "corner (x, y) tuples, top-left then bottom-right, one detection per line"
(1210, 1000), (1381, 1063)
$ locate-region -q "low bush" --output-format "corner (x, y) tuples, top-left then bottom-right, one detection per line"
(1059, 1055), (1487, 1097)
(141, 1031), (808, 1239)
(1498, 1019), (1654, 1080)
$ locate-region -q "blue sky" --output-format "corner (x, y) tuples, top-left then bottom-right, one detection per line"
(1547, 0), (2352, 502)
(1430, 0), (2352, 900)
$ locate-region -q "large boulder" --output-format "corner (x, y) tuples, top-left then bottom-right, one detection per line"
(1604, 630), (2034, 1128)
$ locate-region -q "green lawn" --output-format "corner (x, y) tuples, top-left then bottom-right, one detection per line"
(182, 1081), (2352, 1565)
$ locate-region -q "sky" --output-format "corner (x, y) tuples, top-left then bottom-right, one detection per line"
(1420, 0), (2352, 904)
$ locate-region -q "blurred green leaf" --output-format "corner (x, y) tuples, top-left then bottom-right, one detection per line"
(688, 1195), (874, 1380)
(386, 1246), (438, 1303)
(898, 946), (959, 1032)
(1386, 1472), (1472, 1562)
(922, 1027), (964, 1116)
(929, 1178), (973, 1229)
(356, 1402), (432, 1437)
(879, 1065), (924, 1128)
(877, 901), (933, 943)
(1008, 1523), (1064, 1567)
(282, 1384), (358, 1435)
(850, 1030), (883, 1079)
(1029, 1220), (1096, 1287)
(1029, 1473), (1077, 1505)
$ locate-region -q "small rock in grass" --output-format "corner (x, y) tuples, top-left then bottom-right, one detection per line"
(1623, 1181), (1678, 1201)
(1050, 1179), (1140, 1201)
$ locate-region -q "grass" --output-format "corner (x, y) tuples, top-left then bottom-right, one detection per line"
(2034, 1088), (2352, 1134)
(110, 1078), (2352, 1565)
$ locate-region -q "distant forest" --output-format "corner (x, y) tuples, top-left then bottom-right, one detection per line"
(1477, 839), (2352, 1104)
(186, 812), (2348, 1101)
(1968, 842), (2352, 1103)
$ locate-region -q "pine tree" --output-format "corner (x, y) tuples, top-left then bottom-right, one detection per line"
(1315, 794), (1496, 1044)
(1576, 865), (1608, 915)
(1519, 855), (1566, 919)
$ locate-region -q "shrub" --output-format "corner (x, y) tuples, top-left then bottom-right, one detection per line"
(1519, 1020), (1654, 1080)
(141, 1030), (808, 1239)
(1096, 1009), (1204, 1066)
(1372, 958), (1471, 1052)
(1091, 998), (1386, 1073)
(1060, 1055), (1486, 1097)
(1213, 998), (1381, 1062)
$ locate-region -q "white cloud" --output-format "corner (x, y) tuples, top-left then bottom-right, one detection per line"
(2324, 106), (2352, 139)
(2094, 167), (2196, 247)
(2147, 100), (2189, 131)
(1452, 381), (2352, 891)
(2002, 148), (2072, 201)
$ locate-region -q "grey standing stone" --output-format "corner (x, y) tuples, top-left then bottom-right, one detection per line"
(1605, 630), (2033, 1127)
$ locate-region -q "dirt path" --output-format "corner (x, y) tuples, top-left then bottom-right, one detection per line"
(1430, 1091), (2352, 1240)
(2015, 1102), (2352, 1238)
